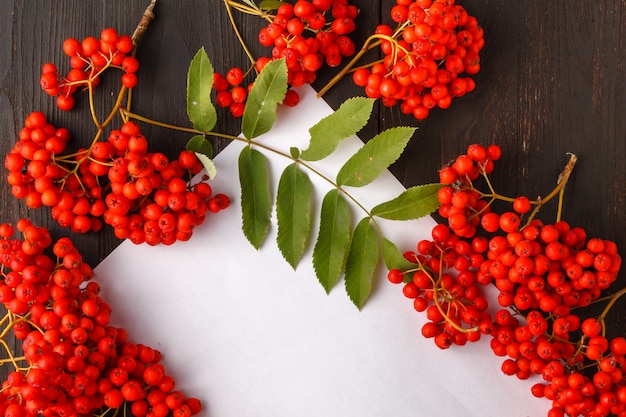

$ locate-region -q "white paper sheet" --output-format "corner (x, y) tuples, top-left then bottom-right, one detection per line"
(96, 85), (548, 417)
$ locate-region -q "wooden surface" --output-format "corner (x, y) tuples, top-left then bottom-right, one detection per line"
(1, 0), (625, 380)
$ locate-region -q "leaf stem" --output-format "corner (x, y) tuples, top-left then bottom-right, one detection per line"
(120, 109), (239, 141)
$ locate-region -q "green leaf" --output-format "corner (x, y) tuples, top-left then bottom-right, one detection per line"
(371, 183), (444, 220)
(242, 58), (288, 140)
(290, 147), (300, 159)
(344, 217), (379, 310)
(239, 147), (272, 249)
(259, 0), (287, 10)
(187, 48), (217, 132)
(276, 163), (313, 269)
(312, 190), (351, 293)
(300, 97), (375, 162)
(336, 126), (416, 187)
(186, 134), (213, 158)
(381, 238), (418, 271)
(195, 153), (217, 180)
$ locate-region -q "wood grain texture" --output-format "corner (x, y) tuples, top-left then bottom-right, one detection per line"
(1, 0), (625, 382)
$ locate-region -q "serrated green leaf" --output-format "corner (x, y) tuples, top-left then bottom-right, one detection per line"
(239, 147), (272, 249)
(259, 0), (286, 10)
(187, 48), (217, 132)
(276, 164), (313, 269)
(381, 238), (418, 271)
(312, 190), (351, 293)
(300, 97), (375, 162)
(186, 134), (213, 158)
(371, 183), (444, 220)
(242, 58), (288, 140)
(344, 217), (379, 310)
(195, 153), (217, 180)
(336, 126), (416, 187)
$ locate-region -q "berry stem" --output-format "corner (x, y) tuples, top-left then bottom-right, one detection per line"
(224, 0), (273, 21)
(316, 34), (383, 98)
(0, 339), (26, 370)
(526, 153), (577, 224)
(223, 0), (258, 68)
(597, 285), (626, 336)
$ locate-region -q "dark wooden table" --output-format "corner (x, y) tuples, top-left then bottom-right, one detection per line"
(1, 0), (625, 390)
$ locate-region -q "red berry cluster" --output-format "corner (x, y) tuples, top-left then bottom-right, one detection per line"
(387, 223), (490, 349)
(39, 28), (139, 111)
(388, 144), (626, 417)
(436, 143), (503, 238)
(0, 220), (201, 417)
(4, 112), (229, 245)
(350, 0), (484, 120)
(216, 0), (358, 117)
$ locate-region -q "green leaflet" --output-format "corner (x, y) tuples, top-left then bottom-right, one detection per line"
(241, 58), (288, 140)
(344, 217), (379, 310)
(312, 190), (351, 294)
(300, 97), (375, 162)
(195, 153), (217, 180)
(239, 147), (272, 249)
(336, 126), (416, 187)
(186, 48), (217, 132)
(259, 0), (287, 10)
(371, 183), (444, 220)
(276, 163), (313, 269)
(381, 238), (418, 272)
(186, 134), (213, 158)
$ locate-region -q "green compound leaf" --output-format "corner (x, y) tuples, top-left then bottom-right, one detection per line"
(239, 147), (272, 249)
(344, 217), (379, 310)
(381, 237), (418, 272)
(336, 126), (416, 187)
(187, 48), (217, 132)
(371, 183), (444, 220)
(300, 97), (375, 162)
(276, 163), (313, 269)
(312, 190), (351, 294)
(242, 58), (288, 140)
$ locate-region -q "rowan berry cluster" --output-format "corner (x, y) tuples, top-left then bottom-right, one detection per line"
(39, 28), (139, 111)
(4, 112), (229, 245)
(0, 220), (202, 417)
(388, 144), (626, 417)
(217, 0), (358, 117)
(436, 142), (503, 238)
(316, 0), (485, 121)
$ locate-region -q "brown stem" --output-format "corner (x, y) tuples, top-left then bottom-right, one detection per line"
(526, 153), (578, 223)
(132, 0), (157, 48)
(598, 285), (626, 336)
